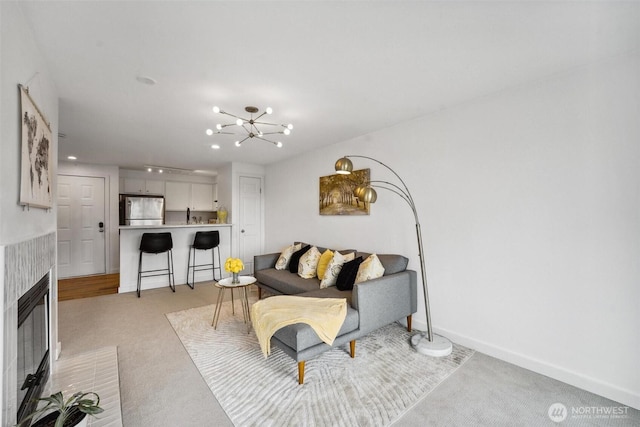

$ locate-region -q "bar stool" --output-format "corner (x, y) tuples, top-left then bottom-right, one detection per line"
(137, 232), (175, 298)
(186, 230), (222, 289)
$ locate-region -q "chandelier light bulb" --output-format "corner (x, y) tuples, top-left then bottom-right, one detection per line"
(283, 129), (290, 135)
(211, 144), (220, 150)
(236, 118), (243, 126)
(266, 107), (273, 114)
(235, 140), (241, 147)
(287, 124), (293, 130)
(206, 129), (213, 136)
(213, 106), (220, 114)
(276, 141), (283, 148)
(216, 124), (222, 130)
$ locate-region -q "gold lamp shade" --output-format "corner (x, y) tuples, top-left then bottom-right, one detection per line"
(360, 186), (377, 203)
(335, 157), (353, 175)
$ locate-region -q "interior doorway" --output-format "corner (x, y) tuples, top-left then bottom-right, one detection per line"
(238, 175), (263, 274)
(57, 175), (106, 278)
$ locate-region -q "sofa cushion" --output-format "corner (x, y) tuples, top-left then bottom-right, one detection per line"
(336, 256), (364, 291)
(356, 253), (408, 275)
(273, 303), (359, 351)
(289, 245), (311, 273)
(355, 253), (385, 284)
(320, 251), (355, 289)
(298, 246), (321, 279)
(255, 268), (320, 295)
(275, 243), (302, 270)
(316, 249), (334, 280)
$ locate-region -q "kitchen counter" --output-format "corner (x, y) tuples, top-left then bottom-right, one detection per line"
(119, 224), (232, 294)
(119, 223), (232, 229)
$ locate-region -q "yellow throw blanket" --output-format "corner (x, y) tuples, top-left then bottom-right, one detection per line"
(251, 296), (347, 358)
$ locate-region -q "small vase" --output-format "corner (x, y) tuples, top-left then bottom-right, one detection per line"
(232, 272), (240, 284)
(217, 207), (228, 224)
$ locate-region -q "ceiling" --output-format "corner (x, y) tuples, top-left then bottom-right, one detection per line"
(20, 1), (640, 175)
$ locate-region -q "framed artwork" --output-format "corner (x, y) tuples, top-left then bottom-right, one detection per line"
(19, 85), (53, 209)
(319, 168), (371, 215)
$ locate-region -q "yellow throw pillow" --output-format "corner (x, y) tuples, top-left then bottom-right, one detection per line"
(316, 249), (334, 280)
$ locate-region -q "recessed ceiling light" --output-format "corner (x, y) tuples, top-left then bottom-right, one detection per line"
(136, 75), (157, 85)
(211, 144), (220, 150)
(67, 155), (77, 160)
(158, 169), (163, 173)
(147, 168), (152, 172)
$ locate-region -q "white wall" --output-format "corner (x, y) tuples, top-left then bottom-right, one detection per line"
(264, 53), (640, 409)
(58, 162), (120, 273)
(0, 3), (58, 245)
(1, 2), (59, 424)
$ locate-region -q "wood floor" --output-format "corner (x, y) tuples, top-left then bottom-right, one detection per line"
(58, 273), (119, 301)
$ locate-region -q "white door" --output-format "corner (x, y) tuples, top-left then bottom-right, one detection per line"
(238, 176), (262, 274)
(57, 175), (106, 278)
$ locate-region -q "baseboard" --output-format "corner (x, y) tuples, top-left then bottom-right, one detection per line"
(428, 325), (640, 410)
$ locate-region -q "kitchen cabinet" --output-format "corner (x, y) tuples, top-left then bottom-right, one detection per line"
(165, 181), (190, 210)
(123, 178), (164, 195)
(165, 181), (214, 211)
(191, 183), (215, 211)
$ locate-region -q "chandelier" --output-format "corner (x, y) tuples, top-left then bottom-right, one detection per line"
(206, 106), (293, 148)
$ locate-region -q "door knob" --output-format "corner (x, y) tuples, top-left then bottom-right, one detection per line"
(241, 229), (245, 233)
(99, 221), (104, 233)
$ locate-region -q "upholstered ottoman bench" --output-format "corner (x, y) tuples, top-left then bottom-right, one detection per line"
(252, 293), (361, 384)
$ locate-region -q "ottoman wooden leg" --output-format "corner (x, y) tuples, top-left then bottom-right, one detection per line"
(298, 361), (305, 385)
(407, 315), (412, 332)
(350, 340), (356, 358)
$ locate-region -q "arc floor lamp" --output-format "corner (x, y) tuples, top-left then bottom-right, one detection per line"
(335, 155), (453, 357)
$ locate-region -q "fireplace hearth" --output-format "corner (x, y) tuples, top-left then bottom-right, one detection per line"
(16, 272), (50, 424)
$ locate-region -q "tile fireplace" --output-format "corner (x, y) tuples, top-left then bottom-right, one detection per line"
(2, 232), (57, 426)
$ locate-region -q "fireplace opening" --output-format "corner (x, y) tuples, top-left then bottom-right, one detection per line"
(16, 272), (50, 424)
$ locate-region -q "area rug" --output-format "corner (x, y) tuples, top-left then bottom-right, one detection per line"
(166, 302), (474, 427)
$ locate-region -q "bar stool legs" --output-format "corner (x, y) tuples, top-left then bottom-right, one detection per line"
(186, 231), (222, 289)
(137, 232), (175, 298)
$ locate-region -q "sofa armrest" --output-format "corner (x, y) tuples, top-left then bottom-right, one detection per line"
(351, 270), (417, 334)
(254, 252), (281, 272)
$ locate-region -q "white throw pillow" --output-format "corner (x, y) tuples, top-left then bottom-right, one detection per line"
(298, 246), (321, 279)
(320, 251), (355, 288)
(355, 253), (385, 284)
(275, 243), (302, 270)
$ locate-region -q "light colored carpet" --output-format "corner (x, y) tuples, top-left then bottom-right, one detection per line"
(166, 302), (475, 427)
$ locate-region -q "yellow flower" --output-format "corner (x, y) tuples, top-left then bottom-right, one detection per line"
(224, 257), (244, 274)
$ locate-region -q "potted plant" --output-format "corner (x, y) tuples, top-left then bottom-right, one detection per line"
(18, 391), (103, 427)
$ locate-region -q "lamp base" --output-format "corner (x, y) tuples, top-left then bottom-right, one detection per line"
(410, 332), (453, 357)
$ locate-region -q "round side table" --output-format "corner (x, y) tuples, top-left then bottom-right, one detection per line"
(212, 275), (256, 333)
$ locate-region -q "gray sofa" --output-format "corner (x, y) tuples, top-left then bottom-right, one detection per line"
(254, 246), (417, 384)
